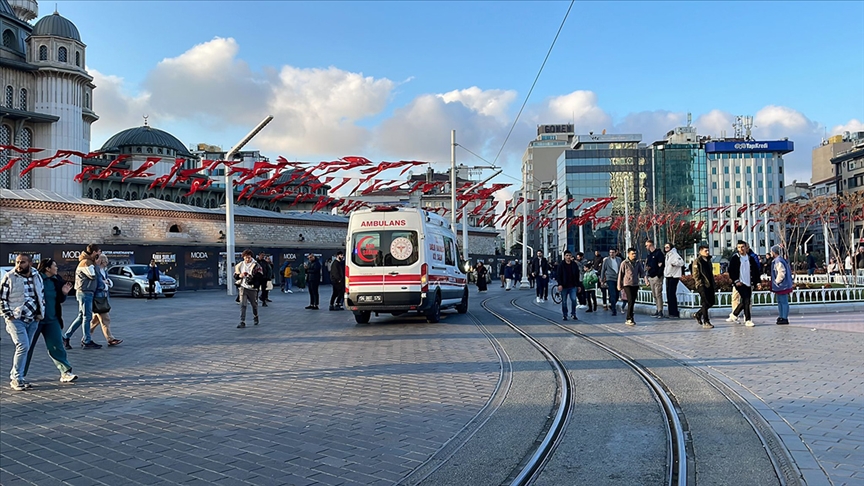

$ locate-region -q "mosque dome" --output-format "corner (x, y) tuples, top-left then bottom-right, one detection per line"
(32, 12), (81, 41)
(99, 125), (194, 158)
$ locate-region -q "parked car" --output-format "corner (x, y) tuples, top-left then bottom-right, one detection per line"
(107, 265), (177, 298)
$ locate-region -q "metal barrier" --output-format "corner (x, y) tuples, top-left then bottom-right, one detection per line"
(794, 273), (864, 286)
(633, 286), (864, 308)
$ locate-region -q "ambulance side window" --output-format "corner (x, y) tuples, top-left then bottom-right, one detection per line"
(443, 236), (455, 266)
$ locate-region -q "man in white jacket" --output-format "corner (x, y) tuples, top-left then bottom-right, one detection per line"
(663, 244), (685, 318)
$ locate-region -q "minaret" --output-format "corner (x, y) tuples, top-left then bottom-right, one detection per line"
(7, 0), (37, 22)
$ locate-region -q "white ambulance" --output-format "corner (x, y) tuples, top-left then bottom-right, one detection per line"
(345, 206), (469, 324)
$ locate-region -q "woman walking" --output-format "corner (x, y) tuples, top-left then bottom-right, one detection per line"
(24, 259), (78, 383)
(769, 245), (794, 325)
(90, 254), (122, 346)
(475, 262), (488, 292)
(62, 244), (101, 349)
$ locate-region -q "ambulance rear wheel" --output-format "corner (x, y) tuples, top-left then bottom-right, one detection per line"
(456, 289), (468, 314)
(426, 294), (441, 323)
(354, 311), (371, 325)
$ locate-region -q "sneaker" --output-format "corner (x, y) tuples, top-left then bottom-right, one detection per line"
(694, 313), (703, 326)
(62, 337), (71, 350)
(20, 380), (32, 389)
(777, 318), (789, 325)
(655, 312), (664, 319)
(81, 341), (102, 349)
(108, 339), (123, 346)
(586, 309), (593, 313)
(744, 320), (755, 327)
(702, 322), (714, 329)
(60, 372), (78, 383)
(611, 310), (616, 316)
(261, 302), (268, 307)
(305, 305), (315, 309)
(237, 322), (246, 328)
(563, 316), (568, 321)
(286, 290), (293, 294)
(253, 316), (259, 326)
(571, 314), (578, 321)
(9, 381), (26, 391)
(329, 305), (336, 311)
(625, 320), (635, 326)
(535, 297), (541, 303)
(726, 314), (739, 323)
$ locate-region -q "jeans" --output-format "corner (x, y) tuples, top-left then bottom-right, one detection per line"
(5, 318), (38, 384)
(606, 281), (619, 311)
(648, 276), (664, 312)
(283, 277), (292, 292)
(776, 293), (789, 319)
(665, 277), (680, 317)
(561, 287), (577, 317)
(25, 318), (72, 376)
(63, 292), (94, 344)
(807, 268), (815, 276)
(535, 277), (548, 299)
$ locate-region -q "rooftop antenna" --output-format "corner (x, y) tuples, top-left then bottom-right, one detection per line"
(743, 115), (754, 140)
(686, 112), (692, 127)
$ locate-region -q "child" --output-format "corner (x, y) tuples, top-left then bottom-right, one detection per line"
(582, 263), (599, 312)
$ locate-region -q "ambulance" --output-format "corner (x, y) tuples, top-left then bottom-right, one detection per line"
(345, 206), (469, 324)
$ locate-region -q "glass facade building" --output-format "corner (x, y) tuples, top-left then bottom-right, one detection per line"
(556, 134), (652, 254)
(651, 130), (709, 246)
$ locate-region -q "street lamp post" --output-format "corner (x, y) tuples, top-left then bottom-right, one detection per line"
(520, 161), (529, 289)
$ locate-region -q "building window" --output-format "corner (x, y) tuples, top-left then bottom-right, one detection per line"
(778, 166), (783, 174)
(712, 196), (717, 204)
(767, 166), (772, 174)
(84, 92), (90, 109)
(0, 124), (10, 189)
(58, 46), (67, 62)
(735, 166), (740, 174)
(19, 128), (32, 189)
(711, 167), (717, 175)
(4, 85), (12, 108)
(736, 196), (741, 203)
(75, 51), (80, 66)
(2, 29), (14, 49)
(724, 166), (729, 174)
(757, 166), (762, 173)
(746, 166), (751, 173)
(724, 196), (730, 204)
(736, 181), (740, 188)
(724, 181), (730, 189)
(146, 147), (153, 154)
(18, 88), (26, 110)
(169, 224), (181, 233)
(768, 195), (773, 203)
(38, 45), (47, 60)
(711, 182), (717, 189)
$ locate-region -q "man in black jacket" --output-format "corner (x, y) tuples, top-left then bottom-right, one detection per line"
(692, 245), (716, 329)
(556, 250), (580, 321)
(305, 254), (322, 310)
(644, 240), (665, 318)
(530, 250), (550, 303)
(329, 251), (346, 311)
(727, 241), (760, 327)
(257, 253), (273, 306)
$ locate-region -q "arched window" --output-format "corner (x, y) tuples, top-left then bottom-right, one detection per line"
(75, 51), (80, 66)
(169, 224), (181, 233)
(146, 147), (153, 154)
(112, 190), (120, 198)
(84, 92), (90, 109)
(18, 88), (26, 110)
(58, 46), (67, 62)
(4, 86), (12, 108)
(195, 197), (202, 207)
(2, 29), (14, 49)
(0, 125), (11, 189)
(131, 191), (138, 200)
(18, 128), (32, 189)
(38, 45), (47, 60)
(86, 188), (93, 199)
(94, 188), (101, 200)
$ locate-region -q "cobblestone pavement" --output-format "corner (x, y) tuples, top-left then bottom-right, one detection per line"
(0, 288), (501, 486)
(534, 296), (864, 486)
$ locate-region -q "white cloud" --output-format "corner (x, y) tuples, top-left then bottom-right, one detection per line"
(542, 90), (612, 133)
(90, 69), (152, 147)
(438, 87), (517, 119)
(831, 119), (864, 135)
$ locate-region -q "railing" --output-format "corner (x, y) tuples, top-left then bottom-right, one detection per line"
(794, 273), (864, 286)
(632, 287), (864, 308)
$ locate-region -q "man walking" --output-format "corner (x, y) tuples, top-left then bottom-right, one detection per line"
(769, 245), (794, 325)
(600, 249), (622, 316)
(574, 252), (587, 308)
(617, 248), (645, 326)
(663, 243), (684, 318)
(1, 254), (44, 390)
(257, 253), (273, 306)
(304, 253), (322, 310)
(329, 251), (346, 311)
(644, 240), (665, 318)
(692, 245), (716, 329)
(234, 249), (263, 328)
(531, 250), (550, 303)
(728, 240), (760, 327)
(556, 250), (580, 321)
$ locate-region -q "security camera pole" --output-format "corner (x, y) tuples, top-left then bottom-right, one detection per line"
(225, 115), (274, 296)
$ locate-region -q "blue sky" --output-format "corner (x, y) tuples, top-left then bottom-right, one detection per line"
(54, 0), (864, 184)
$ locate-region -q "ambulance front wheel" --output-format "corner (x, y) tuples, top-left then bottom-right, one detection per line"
(354, 311), (371, 325)
(426, 294), (441, 323)
(456, 289), (468, 314)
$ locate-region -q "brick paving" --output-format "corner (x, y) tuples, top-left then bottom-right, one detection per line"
(0, 288), (500, 485)
(565, 300), (864, 486)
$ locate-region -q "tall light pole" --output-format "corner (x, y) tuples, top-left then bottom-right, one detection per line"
(225, 115), (274, 296)
(450, 130), (457, 233)
(520, 160), (530, 288)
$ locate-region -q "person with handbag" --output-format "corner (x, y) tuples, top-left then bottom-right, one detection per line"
(146, 260), (160, 300)
(234, 249), (264, 328)
(23, 258), (78, 383)
(62, 244), (102, 349)
(90, 254), (122, 346)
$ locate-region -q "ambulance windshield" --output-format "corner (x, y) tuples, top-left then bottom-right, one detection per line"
(352, 230), (419, 267)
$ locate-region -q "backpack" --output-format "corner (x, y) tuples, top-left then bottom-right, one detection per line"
(283, 266), (292, 278)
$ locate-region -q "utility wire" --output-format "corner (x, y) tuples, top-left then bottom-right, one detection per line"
(491, 0), (575, 167)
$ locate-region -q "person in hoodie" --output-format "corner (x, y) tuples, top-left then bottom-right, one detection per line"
(504, 261), (515, 291)
(62, 244), (102, 349)
(770, 245), (794, 325)
(662, 243), (685, 318)
(617, 248), (645, 326)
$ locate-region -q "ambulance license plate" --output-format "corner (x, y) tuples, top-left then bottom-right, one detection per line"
(359, 295), (382, 303)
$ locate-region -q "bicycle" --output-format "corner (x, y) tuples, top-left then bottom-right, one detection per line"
(550, 279), (562, 304)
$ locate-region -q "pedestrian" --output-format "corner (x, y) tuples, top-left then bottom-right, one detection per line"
(856, 247), (864, 274)
(514, 260), (522, 284)
(728, 241), (760, 327)
(582, 263), (598, 312)
(557, 250), (580, 321)
(592, 250), (604, 274)
(1, 254), (46, 390)
(806, 251), (817, 276)
(90, 254), (122, 346)
(475, 262), (488, 292)
(617, 248), (645, 326)
(531, 250), (550, 303)
(146, 259), (160, 300)
(234, 249), (263, 328)
(527, 259), (535, 289)
(663, 243), (684, 318)
(23, 258), (78, 384)
(600, 248), (622, 316)
(827, 257), (840, 276)
(575, 252), (587, 308)
(644, 240), (665, 318)
(499, 261), (507, 288)
(62, 244), (102, 349)
(329, 251), (346, 311)
(257, 253), (273, 307)
(770, 245), (794, 325)
(504, 261), (515, 290)
(296, 263), (307, 292)
(844, 253), (853, 275)
(692, 245), (716, 329)
(304, 253), (322, 310)
(281, 260), (294, 293)
(763, 253), (774, 278)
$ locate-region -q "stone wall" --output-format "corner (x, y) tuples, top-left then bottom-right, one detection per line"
(0, 199), (498, 253)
